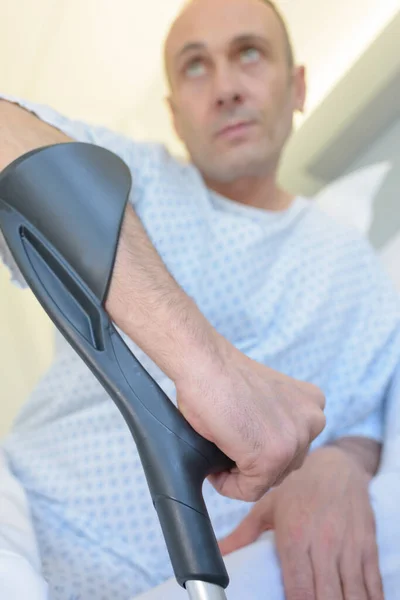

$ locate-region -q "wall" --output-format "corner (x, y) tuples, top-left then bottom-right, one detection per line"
(344, 117), (400, 250)
(0, 269), (54, 436)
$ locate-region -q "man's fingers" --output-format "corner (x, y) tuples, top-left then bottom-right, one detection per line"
(278, 544), (315, 600)
(312, 550), (344, 600)
(218, 493), (275, 556)
(218, 514), (261, 556)
(208, 470), (269, 502)
(340, 552), (368, 600)
(308, 405), (327, 443)
(207, 470), (243, 500)
(209, 447), (309, 501)
(303, 381), (326, 410)
(363, 543), (384, 600)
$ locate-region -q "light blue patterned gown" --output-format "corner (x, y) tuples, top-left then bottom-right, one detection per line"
(1, 93), (400, 600)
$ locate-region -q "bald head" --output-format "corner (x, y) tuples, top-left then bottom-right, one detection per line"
(164, 0), (294, 92)
(161, 0), (305, 188)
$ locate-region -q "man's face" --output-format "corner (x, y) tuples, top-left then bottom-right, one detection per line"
(164, 0), (306, 184)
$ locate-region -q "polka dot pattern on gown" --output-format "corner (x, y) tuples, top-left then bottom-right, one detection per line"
(1, 93), (400, 599)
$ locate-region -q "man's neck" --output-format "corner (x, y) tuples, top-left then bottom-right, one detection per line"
(204, 173), (295, 212)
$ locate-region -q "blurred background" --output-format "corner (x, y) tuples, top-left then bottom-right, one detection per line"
(1, 0), (399, 436)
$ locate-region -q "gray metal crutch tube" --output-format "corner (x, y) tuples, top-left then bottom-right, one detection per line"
(0, 142), (233, 599)
(186, 581), (228, 599)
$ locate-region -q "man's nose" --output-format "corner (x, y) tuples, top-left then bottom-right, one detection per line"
(212, 66), (244, 109)
(216, 92), (243, 109)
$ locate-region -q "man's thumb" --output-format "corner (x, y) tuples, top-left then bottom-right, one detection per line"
(218, 492), (275, 556)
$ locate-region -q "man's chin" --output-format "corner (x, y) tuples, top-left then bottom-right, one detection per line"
(205, 159), (265, 183)
(219, 144), (270, 176)
(192, 143), (271, 182)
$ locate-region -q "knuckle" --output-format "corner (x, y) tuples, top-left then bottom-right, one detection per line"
(274, 438), (297, 467)
(292, 449), (307, 471)
(305, 383), (326, 410)
(307, 404), (326, 438)
(289, 424), (311, 462)
(318, 391), (326, 410)
(314, 410), (327, 437)
(295, 399), (326, 443)
(298, 425), (312, 453)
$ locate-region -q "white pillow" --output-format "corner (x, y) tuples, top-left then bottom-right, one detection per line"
(313, 162), (392, 235)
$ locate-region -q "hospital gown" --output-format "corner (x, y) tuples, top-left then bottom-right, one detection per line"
(0, 93), (400, 600)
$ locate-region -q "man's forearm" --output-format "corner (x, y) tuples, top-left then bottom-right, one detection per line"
(0, 100), (69, 167)
(0, 99), (225, 384)
(106, 203), (226, 382)
(329, 436), (382, 477)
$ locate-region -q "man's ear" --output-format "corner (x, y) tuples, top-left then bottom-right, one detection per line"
(165, 95), (183, 141)
(291, 65), (307, 114)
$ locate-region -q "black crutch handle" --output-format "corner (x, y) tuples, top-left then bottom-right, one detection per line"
(0, 143), (234, 589)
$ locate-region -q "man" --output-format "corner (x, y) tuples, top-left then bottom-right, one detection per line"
(0, 0), (399, 599)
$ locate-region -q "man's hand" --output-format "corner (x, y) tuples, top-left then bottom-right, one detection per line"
(219, 445), (384, 599)
(175, 344), (325, 501)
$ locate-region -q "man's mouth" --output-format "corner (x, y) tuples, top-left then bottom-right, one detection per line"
(215, 121), (256, 140)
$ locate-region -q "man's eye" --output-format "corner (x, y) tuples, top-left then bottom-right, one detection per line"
(240, 47), (261, 63)
(186, 59), (206, 77)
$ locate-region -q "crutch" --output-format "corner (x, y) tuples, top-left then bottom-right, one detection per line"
(0, 142), (235, 600)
